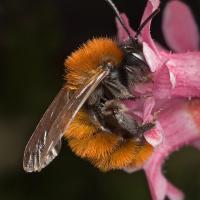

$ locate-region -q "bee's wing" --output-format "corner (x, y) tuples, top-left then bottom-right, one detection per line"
(23, 67), (109, 172)
(23, 88), (70, 172)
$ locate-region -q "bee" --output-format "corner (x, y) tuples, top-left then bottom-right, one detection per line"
(23, 0), (159, 172)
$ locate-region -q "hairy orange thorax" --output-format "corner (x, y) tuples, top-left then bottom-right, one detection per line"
(64, 38), (123, 90)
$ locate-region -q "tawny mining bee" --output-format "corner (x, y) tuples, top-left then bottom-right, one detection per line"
(23, 0), (159, 172)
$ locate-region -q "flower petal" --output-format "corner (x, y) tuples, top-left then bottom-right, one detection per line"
(159, 100), (200, 146)
(133, 82), (153, 95)
(143, 99), (200, 200)
(115, 13), (136, 42)
(143, 96), (155, 123)
(166, 52), (200, 97)
(140, 0), (160, 54)
(144, 153), (184, 200)
(162, 0), (199, 52)
(144, 121), (164, 147)
(143, 42), (163, 72)
(166, 182), (185, 200)
(153, 64), (173, 99)
(152, 50), (200, 99)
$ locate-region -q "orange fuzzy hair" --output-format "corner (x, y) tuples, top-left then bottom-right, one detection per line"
(64, 38), (123, 90)
(64, 109), (153, 171)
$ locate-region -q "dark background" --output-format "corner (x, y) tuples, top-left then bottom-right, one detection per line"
(1, 0), (200, 199)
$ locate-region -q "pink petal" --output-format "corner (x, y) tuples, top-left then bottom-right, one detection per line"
(153, 51), (200, 99)
(143, 42), (163, 72)
(158, 100), (200, 148)
(153, 64), (173, 99)
(144, 121), (164, 147)
(143, 96), (155, 123)
(144, 153), (184, 200)
(144, 152), (168, 200)
(166, 52), (200, 97)
(140, 0), (160, 55)
(167, 182), (185, 200)
(162, 0), (199, 53)
(115, 13), (136, 42)
(144, 99), (200, 200)
(133, 82), (153, 97)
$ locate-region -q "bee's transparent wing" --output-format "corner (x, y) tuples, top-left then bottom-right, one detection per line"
(23, 68), (109, 172)
(23, 88), (70, 172)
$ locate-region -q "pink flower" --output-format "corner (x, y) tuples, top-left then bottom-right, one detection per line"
(116, 0), (200, 200)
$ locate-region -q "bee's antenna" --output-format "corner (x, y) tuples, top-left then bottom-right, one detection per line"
(134, 8), (160, 40)
(105, 0), (134, 41)
(105, 0), (160, 42)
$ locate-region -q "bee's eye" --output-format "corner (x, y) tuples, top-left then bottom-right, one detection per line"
(131, 53), (143, 60)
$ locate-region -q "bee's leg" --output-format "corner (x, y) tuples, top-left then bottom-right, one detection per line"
(101, 100), (155, 138)
(113, 108), (154, 138)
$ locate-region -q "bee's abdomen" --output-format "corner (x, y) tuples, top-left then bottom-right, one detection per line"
(64, 109), (153, 171)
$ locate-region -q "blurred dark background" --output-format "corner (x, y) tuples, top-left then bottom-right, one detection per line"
(1, 0), (200, 199)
